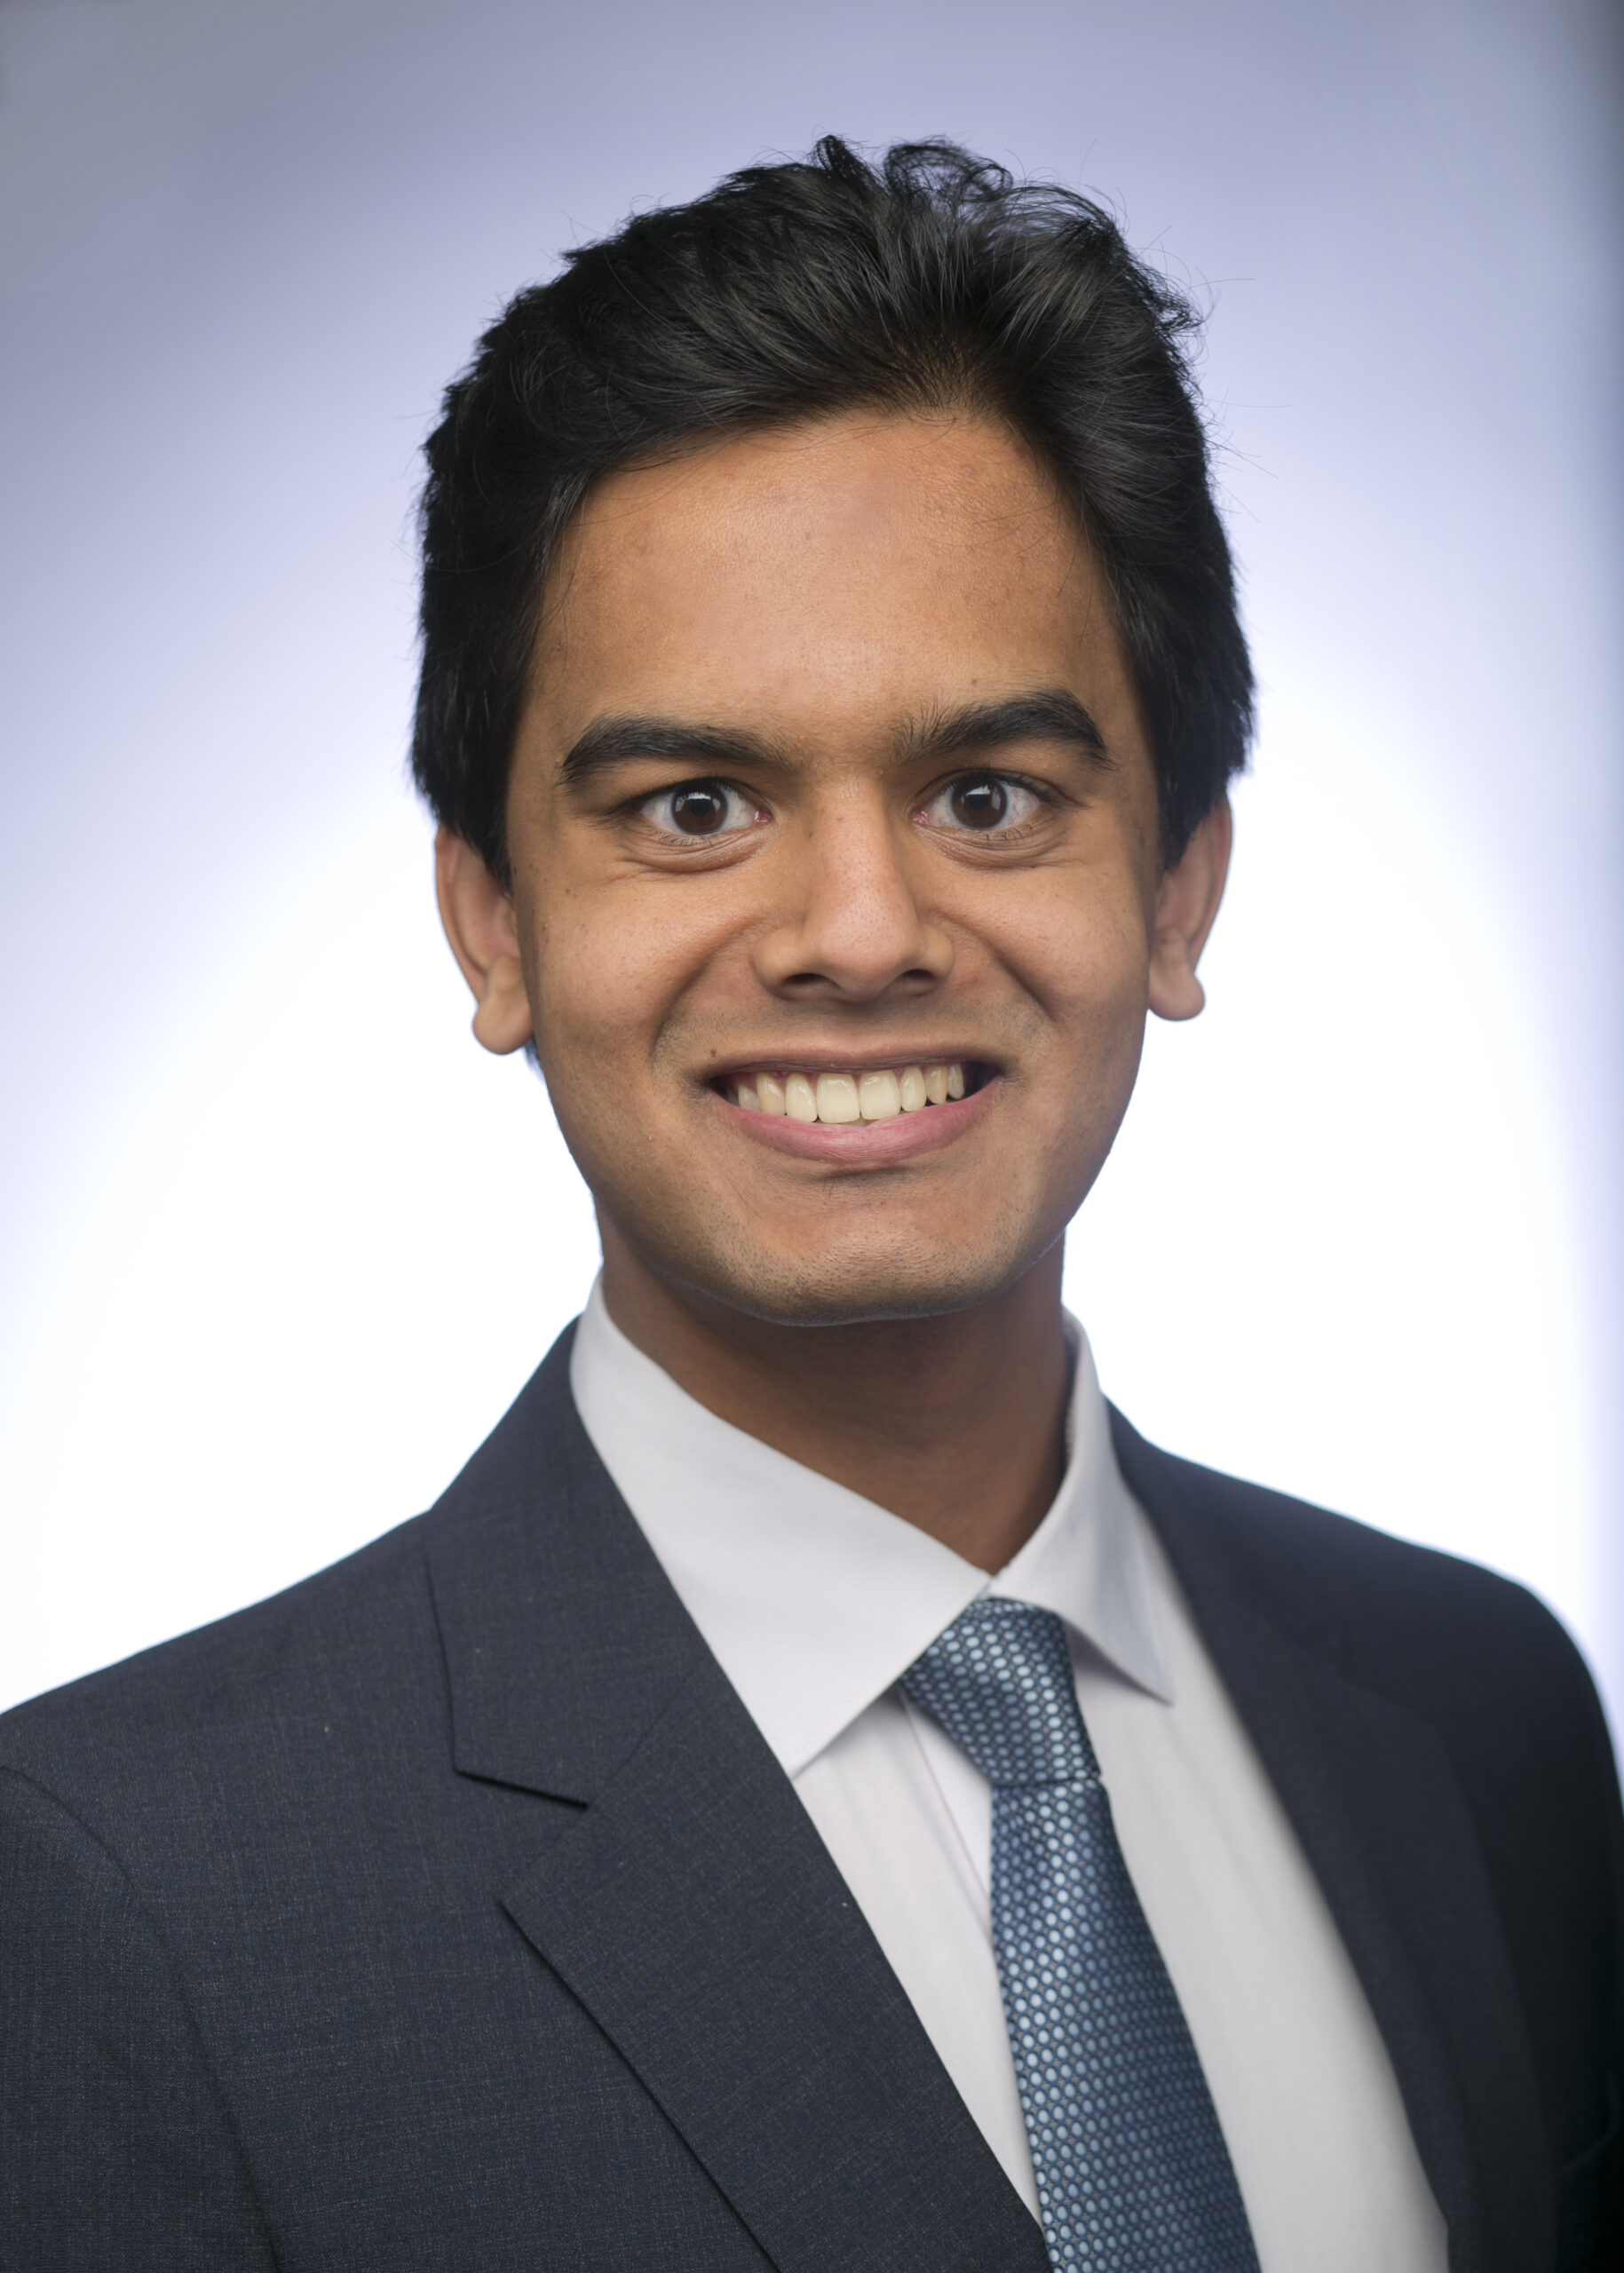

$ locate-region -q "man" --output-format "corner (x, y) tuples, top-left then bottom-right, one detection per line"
(2, 139), (1619, 2273)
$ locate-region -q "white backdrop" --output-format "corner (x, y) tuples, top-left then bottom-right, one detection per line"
(2, 0), (1618, 1727)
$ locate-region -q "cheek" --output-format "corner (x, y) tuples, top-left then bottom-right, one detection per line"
(524, 876), (737, 1076)
(529, 907), (661, 1071)
(980, 864), (1153, 1039)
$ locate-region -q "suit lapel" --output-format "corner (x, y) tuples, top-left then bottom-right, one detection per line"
(424, 1333), (1047, 2273)
(1111, 1408), (1552, 2273)
(426, 1329), (1549, 2269)
(503, 1652), (1047, 2273)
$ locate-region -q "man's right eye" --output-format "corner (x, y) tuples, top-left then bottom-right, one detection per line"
(641, 780), (761, 838)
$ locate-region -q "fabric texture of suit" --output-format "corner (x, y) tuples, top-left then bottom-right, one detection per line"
(3, 1325), (1620, 2271)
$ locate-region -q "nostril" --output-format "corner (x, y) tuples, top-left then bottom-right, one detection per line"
(776, 967), (938, 1000)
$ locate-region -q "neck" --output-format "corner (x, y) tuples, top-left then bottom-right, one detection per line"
(596, 1227), (1071, 1573)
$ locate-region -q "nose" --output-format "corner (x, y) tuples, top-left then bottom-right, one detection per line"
(752, 788), (955, 1003)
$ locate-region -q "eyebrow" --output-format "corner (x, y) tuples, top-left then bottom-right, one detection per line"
(897, 690), (1109, 767)
(559, 717), (774, 787)
(558, 687), (1109, 788)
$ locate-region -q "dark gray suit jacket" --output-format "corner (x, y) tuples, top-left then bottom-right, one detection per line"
(3, 1327), (1620, 2270)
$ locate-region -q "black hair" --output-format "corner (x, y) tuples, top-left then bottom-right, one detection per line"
(411, 137), (1251, 876)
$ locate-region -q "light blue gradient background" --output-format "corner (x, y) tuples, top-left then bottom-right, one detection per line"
(2, 0), (1618, 1724)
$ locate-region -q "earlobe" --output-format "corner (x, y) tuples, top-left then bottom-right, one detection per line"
(1148, 935), (1207, 1023)
(469, 962), (536, 1056)
(1146, 796), (1232, 1025)
(433, 827), (536, 1057)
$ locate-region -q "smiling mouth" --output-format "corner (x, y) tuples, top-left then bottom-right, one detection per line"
(718, 1061), (980, 1124)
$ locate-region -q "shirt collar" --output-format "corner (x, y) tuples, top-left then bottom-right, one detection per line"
(568, 1278), (1173, 1778)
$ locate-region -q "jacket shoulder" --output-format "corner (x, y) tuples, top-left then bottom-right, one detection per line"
(1109, 1406), (1602, 1736)
(0, 1510), (435, 1804)
(1112, 1407), (1624, 2252)
(0, 1329), (588, 1826)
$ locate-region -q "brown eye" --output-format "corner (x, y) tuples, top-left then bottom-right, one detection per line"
(949, 777), (1010, 829)
(669, 783), (731, 835)
(919, 772), (1042, 837)
(641, 777), (762, 843)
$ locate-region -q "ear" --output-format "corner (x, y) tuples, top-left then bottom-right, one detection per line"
(434, 827), (535, 1056)
(1147, 796), (1232, 1023)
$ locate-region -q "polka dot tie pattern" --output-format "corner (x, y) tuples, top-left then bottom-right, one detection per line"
(900, 1598), (1260, 2272)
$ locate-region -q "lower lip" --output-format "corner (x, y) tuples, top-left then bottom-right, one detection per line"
(710, 1078), (1001, 1163)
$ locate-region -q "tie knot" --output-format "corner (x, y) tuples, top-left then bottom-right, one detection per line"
(899, 1599), (1098, 1788)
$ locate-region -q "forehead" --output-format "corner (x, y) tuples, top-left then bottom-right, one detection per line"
(529, 409), (1132, 750)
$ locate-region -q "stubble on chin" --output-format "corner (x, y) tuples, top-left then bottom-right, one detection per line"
(598, 1169), (1075, 1329)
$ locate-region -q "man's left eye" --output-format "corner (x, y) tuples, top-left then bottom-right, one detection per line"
(642, 780), (760, 838)
(919, 774), (1043, 835)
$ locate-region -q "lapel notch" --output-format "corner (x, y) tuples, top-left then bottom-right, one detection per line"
(425, 1330), (1047, 2272)
(502, 1653), (1048, 2273)
(424, 1329), (709, 1802)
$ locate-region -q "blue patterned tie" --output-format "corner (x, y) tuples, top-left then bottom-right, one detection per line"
(900, 1598), (1259, 2272)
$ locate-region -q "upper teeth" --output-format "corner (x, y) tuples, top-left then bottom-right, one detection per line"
(731, 1063), (968, 1121)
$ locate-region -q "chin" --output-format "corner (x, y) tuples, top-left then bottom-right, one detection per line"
(660, 1220), (1052, 1330)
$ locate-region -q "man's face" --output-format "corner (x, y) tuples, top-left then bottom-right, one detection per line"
(488, 409), (1211, 1325)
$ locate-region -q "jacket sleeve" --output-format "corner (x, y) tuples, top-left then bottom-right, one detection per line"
(0, 1767), (277, 2271)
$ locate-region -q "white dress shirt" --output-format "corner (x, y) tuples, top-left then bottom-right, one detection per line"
(569, 1280), (1446, 2271)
